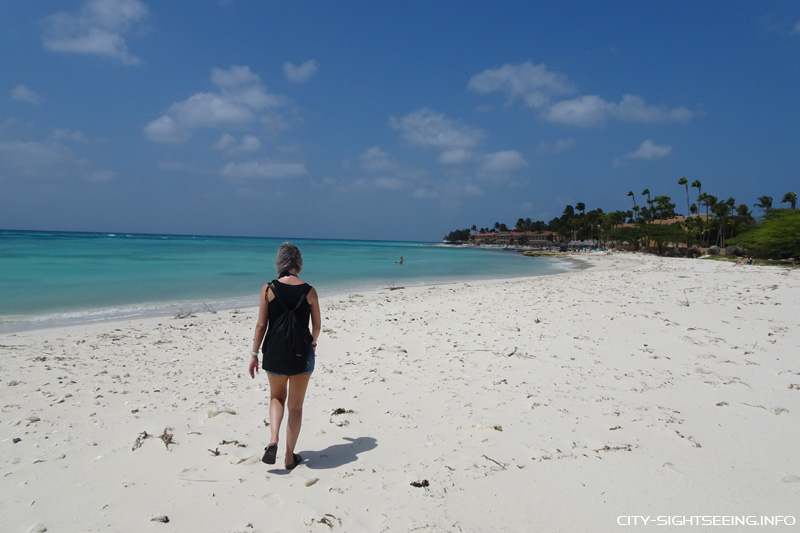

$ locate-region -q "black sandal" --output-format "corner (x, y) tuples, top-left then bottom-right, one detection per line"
(262, 443), (277, 464)
(286, 453), (302, 470)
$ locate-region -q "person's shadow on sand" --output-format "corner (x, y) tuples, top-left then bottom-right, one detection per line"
(303, 436), (377, 470)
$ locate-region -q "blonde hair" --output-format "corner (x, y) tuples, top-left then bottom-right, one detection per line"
(275, 242), (303, 276)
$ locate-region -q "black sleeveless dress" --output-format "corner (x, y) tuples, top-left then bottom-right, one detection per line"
(261, 280), (313, 375)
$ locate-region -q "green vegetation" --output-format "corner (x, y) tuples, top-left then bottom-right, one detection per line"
(729, 209), (800, 259)
(443, 182), (798, 261)
(444, 228), (471, 242)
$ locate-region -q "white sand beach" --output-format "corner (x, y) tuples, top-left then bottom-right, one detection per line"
(2, 253), (799, 532)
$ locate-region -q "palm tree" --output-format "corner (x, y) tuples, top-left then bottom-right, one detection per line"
(627, 190), (638, 210)
(575, 202), (586, 214)
(782, 191), (797, 209)
(691, 179), (702, 207)
(712, 198), (736, 248)
(754, 196), (773, 218)
(654, 195), (676, 221)
(678, 177), (690, 216)
(697, 193), (716, 246)
(682, 215), (702, 246)
(733, 203), (756, 235)
(735, 204), (748, 218)
(610, 210), (626, 228)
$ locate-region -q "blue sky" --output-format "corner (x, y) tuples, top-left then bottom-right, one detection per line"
(1, 1), (798, 241)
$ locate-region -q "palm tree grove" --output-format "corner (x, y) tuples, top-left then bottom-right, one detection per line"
(444, 181), (799, 261)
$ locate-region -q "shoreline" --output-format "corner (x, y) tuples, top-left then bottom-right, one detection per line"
(2, 252), (798, 531)
(0, 254), (586, 335)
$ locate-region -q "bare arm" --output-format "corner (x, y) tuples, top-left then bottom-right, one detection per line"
(248, 283), (270, 378)
(308, 287), (321, 348)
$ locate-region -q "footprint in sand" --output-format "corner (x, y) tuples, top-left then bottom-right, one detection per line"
(261, 492), (283, 507)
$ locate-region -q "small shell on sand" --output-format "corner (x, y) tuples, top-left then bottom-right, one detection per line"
(472, 422), (503, 431)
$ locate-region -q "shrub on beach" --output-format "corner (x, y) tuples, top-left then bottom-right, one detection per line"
(729, 209), (800, 259)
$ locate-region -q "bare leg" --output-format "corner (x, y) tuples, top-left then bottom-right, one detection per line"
(267, 374), (289, 446)
(284, 373), (311, 467)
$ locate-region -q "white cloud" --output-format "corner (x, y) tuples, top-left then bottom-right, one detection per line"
(51, 128), (89, 142)
(359, 146), (393, 171)
(793, 19), (800, 34)
(171, 93), (256, 128)
(221, 160), (306, 180)
(389, 108), (485, 154)
(613, 94), (693, 123)
(461, 183), (484, 197)
(546, 94), (693, 127)
(627, 139), (672, 160)
(0, 140), (76, 178)
(545, 95), (613, 127)
(614, 139), (672, 166)
(477, 150), (529, 176)
(11, 85), (43, 104)
(436, 179), (485, 200)
(213, 133), (261, 155)
(85, 169), (117, 182)
(144, 66), (284, 143)
(412, 187), (439, 199)
(210, 65), (258, 87)
(213, 133), (236, 151)
(374, 176), (406, 190)
(468, 62), (575, 107)
(470, 62), (694, 128)
(283, 60), (319, 83)
(239, 135), (261, 152)
(157, 160), (216, 174)
(0, 139), (112, 181)
(439, 149), (473, 165)
(537, 137), (575, 154)
(143, 115), (188, 143)
(42, 0), (148, 65)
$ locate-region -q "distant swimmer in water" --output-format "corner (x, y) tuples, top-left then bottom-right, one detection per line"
(395, 256), (404, 265)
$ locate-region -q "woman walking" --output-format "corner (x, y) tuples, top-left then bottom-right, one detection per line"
(249, 242), (321, 469)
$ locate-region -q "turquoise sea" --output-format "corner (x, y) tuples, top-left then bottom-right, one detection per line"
(0, 230), (573, 332)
